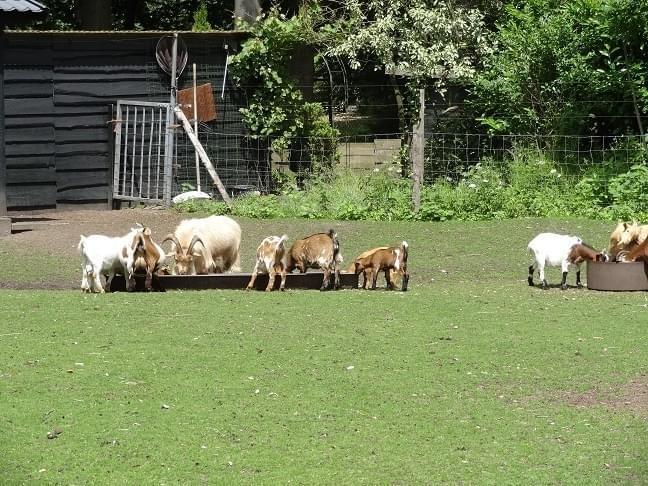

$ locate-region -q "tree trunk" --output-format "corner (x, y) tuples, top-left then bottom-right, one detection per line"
(410, 88), (425, 212)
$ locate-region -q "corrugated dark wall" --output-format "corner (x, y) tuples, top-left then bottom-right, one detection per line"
(2, 32), (246, 212)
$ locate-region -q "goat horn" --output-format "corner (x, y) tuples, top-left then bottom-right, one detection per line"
(162, 234), (181, 251)
(188, 234), (205, 254)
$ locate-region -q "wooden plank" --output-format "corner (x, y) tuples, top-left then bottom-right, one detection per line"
(55, 127), (108, 143)
(4, 125), (55, 143)
(55, 142), (110, 156)
(109, 272), (359, 292)
(5, 116), (54, 128)
(5, 98), (54, 116)
(5, 143), (55, 156)
(7, 167), (56, 184)
(56, 185), (109, 202)
(6, 184), (57, 209)
(5, 155), (54, 169)
(56, 170), (108, 191)
(56, 155), (109, 171)
(3, 81), (52, 97)
(4, 68), (52, 82)
(54, 81), (150, 98)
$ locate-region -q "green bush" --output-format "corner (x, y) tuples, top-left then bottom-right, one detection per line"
(174, 158), (648, 223)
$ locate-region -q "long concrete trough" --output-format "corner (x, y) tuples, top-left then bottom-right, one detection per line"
(587, 260), (648, 291)
(110, 271), (360, 292)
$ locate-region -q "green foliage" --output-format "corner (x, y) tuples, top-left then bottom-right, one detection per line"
(192, 2), (212, 31)
(176, 148), (648, 223)
(471, 0), (648, 136)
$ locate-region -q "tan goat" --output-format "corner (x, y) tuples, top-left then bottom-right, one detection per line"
(286, 229), (342, 290)
(353, 241), (409, 291)
(247, 235), (289, 291)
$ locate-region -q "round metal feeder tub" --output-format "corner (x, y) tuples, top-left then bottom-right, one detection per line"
(586, 260), (648, 291)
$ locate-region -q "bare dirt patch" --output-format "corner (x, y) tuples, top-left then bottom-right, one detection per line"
(560, 375), (648, 418)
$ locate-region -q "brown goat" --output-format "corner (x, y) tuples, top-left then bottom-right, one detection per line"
(131, 226), (166, 291)
(618, 236), (648, 263)
(565, 242), (607, 288)
(353, 241), (409, 291)
(286, 229), (341, 290)
(247, 235), (289, 291)
(348, 246), (398, 289)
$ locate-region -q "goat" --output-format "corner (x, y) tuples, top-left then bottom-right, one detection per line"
(348, 246), (397, 289)
(527, 233), (607, 290)
(615, 233), (648, 263)
(246, 235), (289, 291)
(162, 215), (241, 275)
(286, 229), (342, 290)
(77, 226), (142, 293)
(352, 241), (409, 291)
(131, 226), (167, 291)
(608, 222), (648, 260)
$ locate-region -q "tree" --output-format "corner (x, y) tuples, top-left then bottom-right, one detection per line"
(470, 0), (648, 137)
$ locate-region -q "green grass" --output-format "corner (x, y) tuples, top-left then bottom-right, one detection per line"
(1, 217), (647, 484)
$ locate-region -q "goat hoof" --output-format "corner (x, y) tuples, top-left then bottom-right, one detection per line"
(527, 277), (534, 286)
(561, 285), (568, 290)
(577, 282), (584, 289)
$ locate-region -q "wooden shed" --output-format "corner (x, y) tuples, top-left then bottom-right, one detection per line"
(0, 30), (250, 214)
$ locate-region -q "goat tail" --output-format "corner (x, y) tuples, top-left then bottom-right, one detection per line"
(401, 240), (409, 262)
(278, 234), (289, 248)
(77, 235), (86, 254)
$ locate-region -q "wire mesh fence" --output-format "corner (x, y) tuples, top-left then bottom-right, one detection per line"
(424, 133), (646, 185)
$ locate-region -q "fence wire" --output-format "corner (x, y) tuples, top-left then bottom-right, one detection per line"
(165, 129), (646, 198)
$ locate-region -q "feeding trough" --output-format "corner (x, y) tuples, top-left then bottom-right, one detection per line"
(110, 271), (360, 292)
(586, 260), (648, 291)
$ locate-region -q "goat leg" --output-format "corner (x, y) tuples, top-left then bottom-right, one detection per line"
(401, 271), (409, 291)
(320, 269), (330, 291)
(384, 269), (394, 290)
(266, 269), (276, 292)
(279, 270), (287, 291)
(246, 264), (260, 291)
(560, 271), (568, 290)
(576, 267), (583, 288)
(527, 264), (535, 286)
(370, 268), (379, 290)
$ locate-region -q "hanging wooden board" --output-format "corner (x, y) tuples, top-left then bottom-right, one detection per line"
(177, 83), (217, 122)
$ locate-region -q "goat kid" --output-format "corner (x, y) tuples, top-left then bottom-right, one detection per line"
(527, 233), (606, 290)
(78, 226), (142, 293)
(163, 215), (241, 275)
(131, 226), (167, 291)
(247, 235), (289, 291)
(353, 241), (409, 291)
(286, 229), (342, 290)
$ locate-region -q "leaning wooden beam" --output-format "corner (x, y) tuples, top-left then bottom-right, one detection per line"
(174, 106), (233, 206)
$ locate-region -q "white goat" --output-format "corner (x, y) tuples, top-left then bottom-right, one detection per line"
(78, 226), (142, 293)
(163, 215), (241, 275)
(527, 232), (606, 290)
(247, 235), (289, 291)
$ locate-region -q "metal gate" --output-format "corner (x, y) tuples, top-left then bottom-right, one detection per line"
(113, 100), (173, 205)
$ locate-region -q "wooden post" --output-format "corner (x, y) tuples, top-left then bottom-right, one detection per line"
(411, 87), (425, 212)
(0, 27), (7, 215)
(192, 63), (201, 192)
(163, 33), (178, 206)
(174, 106), (232, 206)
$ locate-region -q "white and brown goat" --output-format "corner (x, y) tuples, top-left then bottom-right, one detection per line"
(77, 226), (142, 293)
(131, 226), (167, 291)
(247, 235), (289, 291)
(286, 229), (342, 290)
(352, 241), (410, 291)
(162, 215), (241, 275)
(608, 222), (648, 260)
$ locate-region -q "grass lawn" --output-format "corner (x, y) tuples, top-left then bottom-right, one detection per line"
(1, 217), (647, 484)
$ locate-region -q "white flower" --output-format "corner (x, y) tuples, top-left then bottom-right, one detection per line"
(550, 169), (557, 174)
(482, 179), (488, 183)
(469, 183), (477, 189)
(373, 168), (380, 172)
